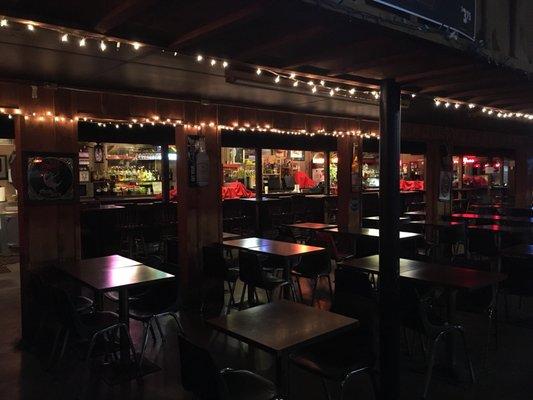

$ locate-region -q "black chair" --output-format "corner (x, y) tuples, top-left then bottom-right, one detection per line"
(399, 283), (475, 399)
(203, 244), (239, 314)
(452, 257), (499, 364)
(467, 228), (499, 259)
(128, 279), (183, 367)
(267, 176), (282, 191)
(238, 251), (296, 307)
(283, 175), (295, 191)
(289, 268), (378, 400)
(291, 250), (332, 305)
(436, 223), (467, 261)
(48, 285), (137, 371)
(178, 333), (279, 400)
(500, 255), (533, 321)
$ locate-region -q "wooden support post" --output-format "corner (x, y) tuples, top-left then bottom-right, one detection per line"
(161, 144), (170, 203)
(378, 79), (401, 400)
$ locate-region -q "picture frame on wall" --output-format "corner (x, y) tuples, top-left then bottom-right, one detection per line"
(290, 150), (304, 161)
(23, 152), (78, 203)
(0, 155), (8, 180)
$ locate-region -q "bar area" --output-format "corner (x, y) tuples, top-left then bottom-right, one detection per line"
(0, 2), (532, 400)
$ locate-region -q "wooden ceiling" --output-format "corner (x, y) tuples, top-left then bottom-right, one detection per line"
(1, 0), (533, 116)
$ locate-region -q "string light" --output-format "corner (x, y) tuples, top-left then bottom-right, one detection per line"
(289, 73), (296, 79)
(60, 33), (68, 42)
(256, 68), (262, 75)
(0, 18), (8, 27)
(274, 75), (280, 84)
(222, 60), (228, 68)
(132, 42), (141, 50)
(196, 54), (203, 62)
(79, 38), (86, 47)
(26, 23), (35, 31)
(210, 59), (216, 66)
(116, 42), (121, 49)
(100, 40), (107, 51)
(293, 81), (298, 87)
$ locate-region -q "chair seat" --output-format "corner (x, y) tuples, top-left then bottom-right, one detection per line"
(226, 267), (239, 283)
(79, 311), (120, 336)
(260, 274), (289, 291)
(73, 295), (94, 313)
(222, 369), (277, 400)
(290, 333), (373, 381)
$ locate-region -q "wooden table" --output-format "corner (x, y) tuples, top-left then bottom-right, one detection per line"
(223, 237), (325, 258)
(452, 213), (533, 225)
(56, 255), (174, 369)
(339, 255), (506, 369)
(222, 232), (241, 240)
(404, 210), (426, 220)
(325, 227), (421, 241)
(285, 222), (337, 231)
(207, 301), (358, 396)
(238, 197), (280, 235)
(501, 244), (533, 259)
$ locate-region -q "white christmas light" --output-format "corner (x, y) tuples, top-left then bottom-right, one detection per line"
(0, 19), (8, 27)
(79, 38), (86, 47)
(329, 89), (334, 96)
(196, 54), (203, 62)
(289, 73), (296, 79)
(293, 81), (299, 87)
(256, 68), (262, 75)
(311, 86), (317, 93)
(100, 40), (107, 51)
(320, 80), (325, 86)
(222, 60), (228, 68)
(210, 59), (216, 66)
(61, 33), (68, 42)
(132, 42), (141, 50)
(274, 75), (280, 83)
(454, 103), (460, 109)
(444, 102), (450, 108)
(27, 24), (35, 31)
(468, 103), (475, 109)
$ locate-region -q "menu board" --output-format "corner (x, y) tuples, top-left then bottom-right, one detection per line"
(371, 0), (476, 39)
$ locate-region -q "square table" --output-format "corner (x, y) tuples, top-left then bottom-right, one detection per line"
(207, 301), (358, 396)
(325, 227), (421, 241)
(222, 232), (241, 240)
(285, 222), (338, 231)
(501, 244), (533, 259)
(223, 237), (325, 258)
(56, 255), (174, 375)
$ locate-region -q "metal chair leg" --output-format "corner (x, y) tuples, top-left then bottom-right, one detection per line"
(138, 321), (151, 368)
(326, 274), (333, 298)
(422, 336), (441, 399)
(57, 330), (70, 363)
(239, 284), (247, 310)
(154, 317), (166, 344)
(320, 377), (332, 400)
(295, 277), (303, 302)
(458, 328), (476, 384)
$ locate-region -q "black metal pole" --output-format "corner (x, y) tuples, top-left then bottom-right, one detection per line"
(378, 79), (401, 400)
(161, 144), (170, 203)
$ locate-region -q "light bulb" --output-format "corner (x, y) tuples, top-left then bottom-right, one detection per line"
(307, 80), (314, 86)
(454, 103), (460, 109)
(0, 19), (8, 27)
(468, 103), (475, 109)
(293, 81), (299, 87)
(196, 54), (203, 62)
(210, 59), (216, 66)
(132, 42), (141, 50)
(435, 100), (441, 106)
(349, 88), (356, 95)
(311, 86), (317, 93)
(411, 93), (416, 98)
(100, 40), (107, 51)
(329, 89), (334, 96)
(256, 68), (262, 75)
(320, 80), (325, 86)
(222, 61), (228, 68)
(274, 75), (280, 83)
(27, 24), (35, 31)
(116, 42), (121, 49)
(289, 73), (296, 79)
(61, 33), (68, 42)
(79, 38), (86, 47)
(444, 102), (450, 108)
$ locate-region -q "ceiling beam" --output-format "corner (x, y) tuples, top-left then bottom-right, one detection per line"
(397, 64), (480, 84)
(235, 25), (325, 62)
(419, 75), (522, 96)
(168, 1), (269, 49)
(95, 0), (157, 34)
(282, 37), (392, 70)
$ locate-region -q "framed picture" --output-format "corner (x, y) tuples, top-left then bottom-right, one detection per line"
(438, 171), (452, 201)
(23, 152), (77, 203)
(290, 150), (304, 161)
(0, 155), (7, 180)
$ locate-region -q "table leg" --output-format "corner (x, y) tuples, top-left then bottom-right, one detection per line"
(118, 287), (130, 364)
(276, 353), (289, 398)
(446, 289), (458, 369)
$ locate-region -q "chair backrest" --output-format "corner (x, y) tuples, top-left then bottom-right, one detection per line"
(49, 285), (89, 339)
(203, 244), (228, 280)
(283, 175), (295, 190)
(267, 177), (282, 191)
(296, 250), (331, 275)
(178, 333), (221, 400)
(315, 231), (341, 261)
(238, 251), (265, 287)
(501, 256), (533, 295)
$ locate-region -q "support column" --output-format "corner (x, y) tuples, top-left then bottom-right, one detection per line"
(426, 142), (453, 222)
(337, 135), (362, 229)
(378, 79), (401, 400)
(176, 123), (222, 306)
(161, 144), (170, 203)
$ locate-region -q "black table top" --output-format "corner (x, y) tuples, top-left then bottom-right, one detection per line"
(467, 225), (533, 234)
(57, 255), (174, 291)
(326, 227), (422, 241)
(223, 237), (325, 257)
(207, 301), (358, 353)
(286, 222), (338, 230)
(501, 244), (533, 259)
(339, 255), (506, 290)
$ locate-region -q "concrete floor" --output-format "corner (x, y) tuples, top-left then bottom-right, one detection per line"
(1, 261), (533, 400)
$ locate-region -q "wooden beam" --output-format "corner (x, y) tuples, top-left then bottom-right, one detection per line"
(95, 0), (157, 33)
(419, 75), (522, 95)
(397, 64), (479, 84)
(456, 84), (532, 102)
(236, 25), (325, 62)
(282, 37), (392, 70)
(330, 50), (426, 77)
(168, 1), (269, 49)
